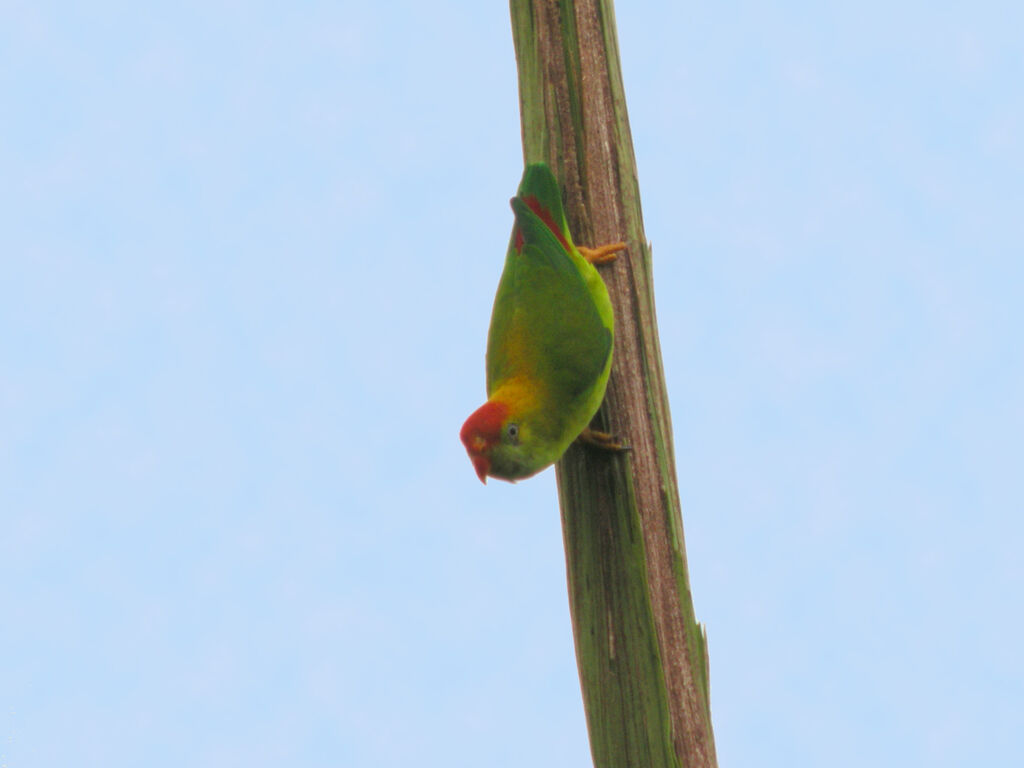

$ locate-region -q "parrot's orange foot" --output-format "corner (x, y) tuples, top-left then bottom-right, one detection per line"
(578, 241), (627, 265)
(577, 427), (629, 452)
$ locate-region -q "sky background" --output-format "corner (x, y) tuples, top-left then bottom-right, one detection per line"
(2, 1), (1022, 766)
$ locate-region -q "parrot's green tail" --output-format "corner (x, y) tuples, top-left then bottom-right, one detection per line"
(516, 163), (573, 249)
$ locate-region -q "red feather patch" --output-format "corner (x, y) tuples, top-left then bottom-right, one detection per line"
(460, 400), (509, 450)
(521, 195), (571, 252)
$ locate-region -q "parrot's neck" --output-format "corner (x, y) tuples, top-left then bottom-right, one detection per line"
(489, 376), (543, 418)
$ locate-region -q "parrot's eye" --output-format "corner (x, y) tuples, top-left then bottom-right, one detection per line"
(506, 423), (520, 444)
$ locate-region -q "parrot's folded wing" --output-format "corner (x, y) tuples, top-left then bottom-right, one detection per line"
(486, 196), (612, 401)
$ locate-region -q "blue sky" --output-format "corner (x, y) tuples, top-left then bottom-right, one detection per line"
(2, 2), (1021, 766)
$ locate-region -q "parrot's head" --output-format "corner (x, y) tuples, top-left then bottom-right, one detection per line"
(460, 399), (540, 483)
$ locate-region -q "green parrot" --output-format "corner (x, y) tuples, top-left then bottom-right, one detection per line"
(460, 162), (626, 483)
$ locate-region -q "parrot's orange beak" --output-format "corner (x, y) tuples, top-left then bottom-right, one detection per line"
(471, 454), (490, 484)
(463, 432), (491, 483)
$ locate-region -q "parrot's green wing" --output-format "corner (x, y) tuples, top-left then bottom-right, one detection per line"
(486, 167), (612, 403)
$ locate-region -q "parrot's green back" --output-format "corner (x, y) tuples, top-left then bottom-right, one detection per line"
(481, 163), (615, 474)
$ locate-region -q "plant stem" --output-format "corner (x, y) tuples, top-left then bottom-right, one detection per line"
(509, 2), (718, 766)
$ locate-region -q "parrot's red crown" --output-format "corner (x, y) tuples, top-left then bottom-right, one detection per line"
(460, 400), (509, 447)
(460, 400), (510, 483)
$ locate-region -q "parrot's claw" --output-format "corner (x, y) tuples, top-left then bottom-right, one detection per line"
(577, 427), (630, 453)
(578, 241), (627, 265)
